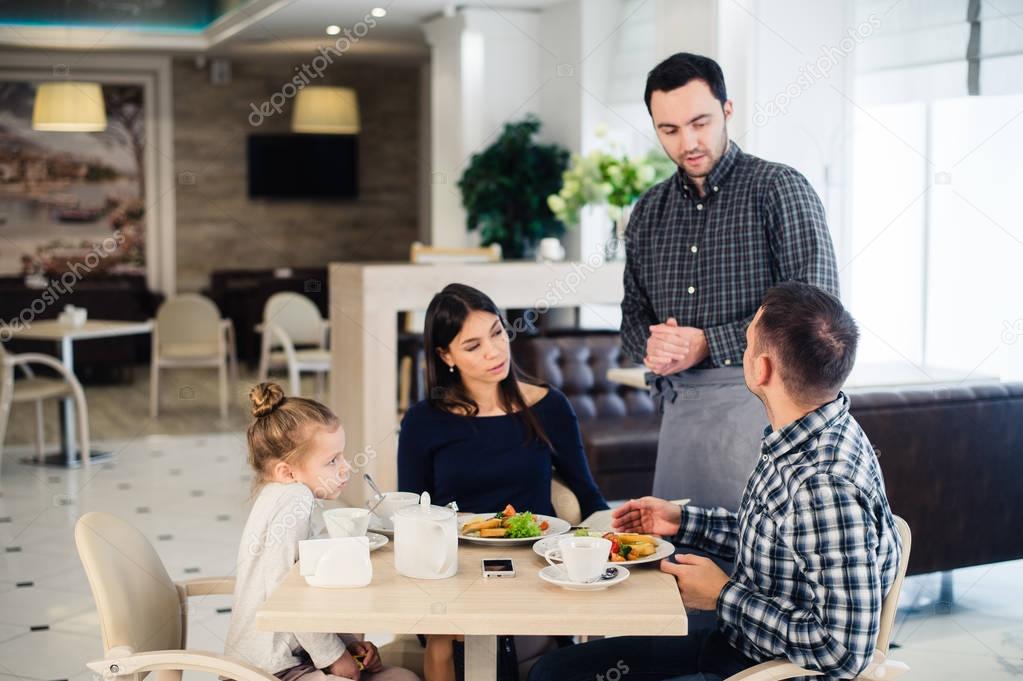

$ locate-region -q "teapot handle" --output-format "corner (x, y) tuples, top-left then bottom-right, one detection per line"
(430, 521), (455, 575)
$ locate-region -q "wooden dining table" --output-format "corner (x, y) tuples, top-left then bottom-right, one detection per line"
(257, 539), (687, 681)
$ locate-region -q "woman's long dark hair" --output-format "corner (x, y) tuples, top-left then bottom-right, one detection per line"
(423, 283), (552, 449)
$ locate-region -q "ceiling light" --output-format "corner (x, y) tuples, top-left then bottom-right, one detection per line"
(292, 86), (360, 135)
(32, 82), (107, 132)
(326, 24), (341, 35)
(371, 7), (387, 18)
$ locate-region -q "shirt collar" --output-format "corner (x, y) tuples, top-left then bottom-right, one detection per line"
(761, 392), (850, 459)
(676, 140), (743, 198)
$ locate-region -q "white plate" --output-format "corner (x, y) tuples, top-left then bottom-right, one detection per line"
(366, 532), (389, 551)
(538, 564), (630, 591)
(532, 533), (675, 566)
(457, 513), (571, 545)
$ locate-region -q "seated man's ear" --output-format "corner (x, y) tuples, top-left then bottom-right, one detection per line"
(753, 353), (773, 388)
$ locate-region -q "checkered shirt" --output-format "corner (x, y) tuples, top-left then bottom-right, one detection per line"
(674, 393), (902, 679)
(621, 141), (840, 367)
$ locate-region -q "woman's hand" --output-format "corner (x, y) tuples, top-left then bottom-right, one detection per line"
(347, 640), (383, 673)
(327, 650), (362, 681)
(611, 496), (682, 537)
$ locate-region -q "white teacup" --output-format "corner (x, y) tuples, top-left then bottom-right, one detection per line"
(324, 507), (371, 538)
(544, 536), (612, 583)
(369, 492), (420, 531)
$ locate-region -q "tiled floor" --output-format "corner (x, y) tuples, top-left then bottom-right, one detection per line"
(0, 432), (1021, 680)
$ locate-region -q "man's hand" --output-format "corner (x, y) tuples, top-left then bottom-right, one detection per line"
(347, 640), (383, 673)
(327, 649), (362, 680)
(612, 496), (682, 537)
(644, 318), (709, 375)
(660, 554), (731, 611)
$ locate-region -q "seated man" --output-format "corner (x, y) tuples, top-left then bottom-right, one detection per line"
(530, 282), (903, 681)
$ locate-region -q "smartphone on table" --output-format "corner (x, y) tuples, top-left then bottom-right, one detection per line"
(481, 558), (515, 578)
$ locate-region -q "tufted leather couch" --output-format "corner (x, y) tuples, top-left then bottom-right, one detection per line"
(514, 333), (1023, 576)
(513, 332), (662, 500)
(846, 383), (1023, 575)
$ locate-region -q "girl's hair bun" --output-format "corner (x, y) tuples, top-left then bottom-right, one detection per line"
(250, 382), (285, 418)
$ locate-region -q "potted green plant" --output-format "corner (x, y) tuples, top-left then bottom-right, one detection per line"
(458, 115), (570, 259)
(547, 128), (675, 259)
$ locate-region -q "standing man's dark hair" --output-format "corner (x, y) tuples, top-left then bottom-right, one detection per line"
(755, 282), (859, 404)
(644, 52), (728, 113)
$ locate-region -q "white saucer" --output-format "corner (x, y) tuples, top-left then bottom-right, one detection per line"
(538, 564), (630, 591)
(366, 532), (389, 551)
(367, 519), (394, 537)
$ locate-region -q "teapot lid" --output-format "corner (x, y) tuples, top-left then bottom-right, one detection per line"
(394, 491), (455, 521)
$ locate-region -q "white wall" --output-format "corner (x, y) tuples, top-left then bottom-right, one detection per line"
(422, 8), (545, 249)
(735, 0), (854, 291)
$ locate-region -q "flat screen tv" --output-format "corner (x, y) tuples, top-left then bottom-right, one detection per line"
(247, 134), (358, 199)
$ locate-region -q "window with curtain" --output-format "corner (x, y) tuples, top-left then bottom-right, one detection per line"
(850, 0), (1023, 380)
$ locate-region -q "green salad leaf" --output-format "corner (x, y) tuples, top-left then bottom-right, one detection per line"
(504, 511), (542, 538)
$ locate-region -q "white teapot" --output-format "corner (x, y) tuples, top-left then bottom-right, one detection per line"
(393, 492), (458, 580)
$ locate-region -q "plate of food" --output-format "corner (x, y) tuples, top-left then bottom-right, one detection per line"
(532, 530), (675, 565)
(458, 505), (571, 545)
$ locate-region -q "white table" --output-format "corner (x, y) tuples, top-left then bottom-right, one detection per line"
(8, 319), (153, 467)
(257, 541), (686, 681)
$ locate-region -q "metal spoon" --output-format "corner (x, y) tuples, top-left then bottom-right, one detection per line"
(601, 567), (619, 580)
(363, 473), (384, 500)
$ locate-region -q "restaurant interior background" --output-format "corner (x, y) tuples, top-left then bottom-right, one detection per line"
(0, 0), (1021, 678)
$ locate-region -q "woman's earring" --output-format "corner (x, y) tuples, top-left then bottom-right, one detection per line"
(448, 365), (455, 373)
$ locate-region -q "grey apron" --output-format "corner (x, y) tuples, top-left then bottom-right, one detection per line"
(650, 367), (766, 511)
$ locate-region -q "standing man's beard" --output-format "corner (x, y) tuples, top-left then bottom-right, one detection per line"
(677, 128), (729, 179)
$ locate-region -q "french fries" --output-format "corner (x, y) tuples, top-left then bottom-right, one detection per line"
(461, 518), (502, 534)
(480, 528), (508, 538)
(615, 533), (656, 545)
(603, 532), (660, 562)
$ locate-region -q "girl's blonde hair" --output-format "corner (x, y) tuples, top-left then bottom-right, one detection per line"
(246, 382), (340, 483)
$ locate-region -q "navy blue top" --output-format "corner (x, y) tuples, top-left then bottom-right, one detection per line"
(397, 387), (609, 519)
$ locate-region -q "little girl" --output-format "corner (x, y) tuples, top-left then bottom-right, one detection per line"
(225, 382), (420, 681)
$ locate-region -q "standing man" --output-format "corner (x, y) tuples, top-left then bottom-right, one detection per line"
(622, 52), (839, 508)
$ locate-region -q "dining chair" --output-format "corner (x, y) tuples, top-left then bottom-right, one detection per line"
(0, 341), (90, 476)
(398, 241), (503, 412)
(74, 511), (271, 681)
(724, 515), (912, 681)
(256, 292), (330, 398)
(150, 294), (238, 419)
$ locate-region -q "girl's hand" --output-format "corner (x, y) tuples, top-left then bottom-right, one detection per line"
(347, 640), (383, 673)
(327, 650), (362, 681)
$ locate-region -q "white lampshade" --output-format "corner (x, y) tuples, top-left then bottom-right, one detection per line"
(292, 86), (360, 134)
(32, 82), (107, 132)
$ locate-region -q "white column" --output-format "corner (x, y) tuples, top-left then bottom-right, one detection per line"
(422, 8), (545, 249)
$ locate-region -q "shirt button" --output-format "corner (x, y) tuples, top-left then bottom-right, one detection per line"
(761, 454), (769, 462)
(690, 245), (698, 253)
(724, 359), (732, 366)
(687, 286), (696, 294)
(696, 204), (704, 211)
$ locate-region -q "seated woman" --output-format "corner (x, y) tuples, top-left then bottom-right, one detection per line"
(397, 283), (608, 681)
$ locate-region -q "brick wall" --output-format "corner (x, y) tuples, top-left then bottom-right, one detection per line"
(172, 57), (422, 292)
